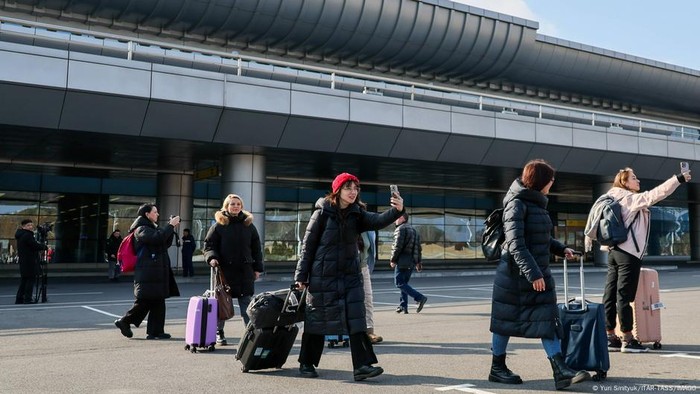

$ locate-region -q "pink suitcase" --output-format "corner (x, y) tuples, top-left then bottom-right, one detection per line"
(616, 268), (663, 349)
(184, 269), (218, 353)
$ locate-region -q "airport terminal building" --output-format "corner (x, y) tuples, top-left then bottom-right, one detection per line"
(1, 0), (700, 274)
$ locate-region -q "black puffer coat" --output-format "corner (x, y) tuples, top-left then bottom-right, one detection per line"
(490, 179), (567, 339)
(203, 210), (263, 297)
(130, 217), (180, 300)
(15, 228), (47, 277)
(295, 198), (402, 335)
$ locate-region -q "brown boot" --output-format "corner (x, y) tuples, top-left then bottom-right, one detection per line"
(367, 328), (383, 344)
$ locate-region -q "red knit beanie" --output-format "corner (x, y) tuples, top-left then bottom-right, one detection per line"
(331, 172), (360, 193)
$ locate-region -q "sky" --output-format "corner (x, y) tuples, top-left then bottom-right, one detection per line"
(451, 0), (700, 70)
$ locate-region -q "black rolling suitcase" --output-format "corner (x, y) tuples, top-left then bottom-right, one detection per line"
(235, 285), (306, 372)
(557, 252), (609, 381)
(236, 324), (299, 372)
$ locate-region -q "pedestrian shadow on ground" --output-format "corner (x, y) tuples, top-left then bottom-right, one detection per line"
(370, 341), (546, 356)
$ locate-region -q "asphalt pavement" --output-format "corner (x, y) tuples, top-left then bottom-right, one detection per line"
(1, 267), (699, 393)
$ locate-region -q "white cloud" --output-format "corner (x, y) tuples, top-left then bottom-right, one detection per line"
(449, 0), (559, 36)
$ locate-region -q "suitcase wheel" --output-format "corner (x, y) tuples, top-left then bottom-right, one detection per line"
(208, 345), (216, 352)
(653, 342), (662, 350)
(327, 341), (336, 348)
(184, 345), (190, 351)
(593, 371), (607, 381)
(241, 367), (249, 373)
(342, 341), (349, 348)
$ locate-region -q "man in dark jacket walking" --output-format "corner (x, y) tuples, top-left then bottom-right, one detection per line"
(15, 219), (48, 304)
(390, 213), (427, 314)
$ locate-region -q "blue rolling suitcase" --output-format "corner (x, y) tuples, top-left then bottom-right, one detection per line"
(557, 253), (609, 381)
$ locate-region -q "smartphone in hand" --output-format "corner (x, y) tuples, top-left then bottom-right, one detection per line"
(681, 162), (690, 173)
(389, 184), (399, 197)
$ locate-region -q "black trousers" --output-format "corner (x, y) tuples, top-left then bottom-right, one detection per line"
(603, 248), (642, 333)
(15, 275), (35, 303)
(298, 332), (378, 370)
(120, 298), (167, 336)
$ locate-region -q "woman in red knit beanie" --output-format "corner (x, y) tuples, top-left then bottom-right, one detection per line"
(294, 172), (404, 381)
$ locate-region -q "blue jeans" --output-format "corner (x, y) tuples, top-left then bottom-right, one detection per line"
(492, 332), (562, 358)
(217, 295), (252, 331)
(394, 266), (424, 311)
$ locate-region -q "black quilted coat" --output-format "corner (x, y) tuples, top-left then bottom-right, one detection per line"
(295, 197), (402, 335)
(14, 228), (47, 277)
(130, 216), (180, 300)
(203, 210), (263, 297)
(490, 179), (567, 339)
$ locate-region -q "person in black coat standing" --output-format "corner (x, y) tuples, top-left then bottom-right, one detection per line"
(488, 159), (589, 390)
(15, 219), (48, 304)
(294, 173), (404, 381)
(105, 229), (122, 282)
(203, 194), (263, 346)
(114, 204), (181, 340)
(180, 228), (196, 277)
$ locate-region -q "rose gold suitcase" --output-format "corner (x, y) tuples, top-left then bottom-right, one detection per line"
(616, 268), (663, 349)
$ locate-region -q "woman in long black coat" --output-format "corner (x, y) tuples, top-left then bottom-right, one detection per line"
(114, 203), (181, 340)
(204, 193), (264, 346)
(294, 173), (404, 381)
(488, 160), (588, 390)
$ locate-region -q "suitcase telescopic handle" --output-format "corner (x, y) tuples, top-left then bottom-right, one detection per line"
(563, 251), (587, 311)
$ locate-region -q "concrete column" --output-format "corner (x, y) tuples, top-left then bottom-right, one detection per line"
(221, 153), (266, 249)
(592, 182), (612, 267)
(157, 173), (194, 270)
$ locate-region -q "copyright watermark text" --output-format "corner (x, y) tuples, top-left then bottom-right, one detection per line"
(592, 384), (698, 392)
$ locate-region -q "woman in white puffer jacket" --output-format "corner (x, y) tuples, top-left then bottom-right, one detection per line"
(600, 168), (690, 353)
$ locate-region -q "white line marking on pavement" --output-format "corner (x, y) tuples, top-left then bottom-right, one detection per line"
(81, 305), (122, 318)
(423, 294), (491, 300)
(661, 353), (700, 360)
(0, 292), (103, 298)
(435, 383), (495, 393)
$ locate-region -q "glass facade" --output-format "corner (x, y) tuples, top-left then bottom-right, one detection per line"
(0, 181), (692, 266)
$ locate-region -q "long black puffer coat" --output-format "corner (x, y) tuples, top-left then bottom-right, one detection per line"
(295, 197), (402, 335)
(130, 216), (180, 300)
(15, 228), (47, 277)
(490, 178), (567, 339)
(203, 210), (263, 297)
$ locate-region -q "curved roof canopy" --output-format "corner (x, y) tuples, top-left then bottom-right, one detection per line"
(3, 0), (700, 114)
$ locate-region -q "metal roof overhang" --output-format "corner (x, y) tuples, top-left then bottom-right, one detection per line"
(1, 0), (699, 115)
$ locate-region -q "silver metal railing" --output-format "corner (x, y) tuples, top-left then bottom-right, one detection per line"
(1, 15), (698, 141)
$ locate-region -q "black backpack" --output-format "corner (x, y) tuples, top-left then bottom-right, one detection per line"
(481, 208), (505, 261)
(588, 195), (640, 251)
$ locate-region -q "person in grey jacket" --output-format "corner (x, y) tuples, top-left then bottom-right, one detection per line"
(488, 159), (588, 390)
(114, 204), (181, 340)
(294, 172), (404, 381)
(390, 213), (427, 314)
